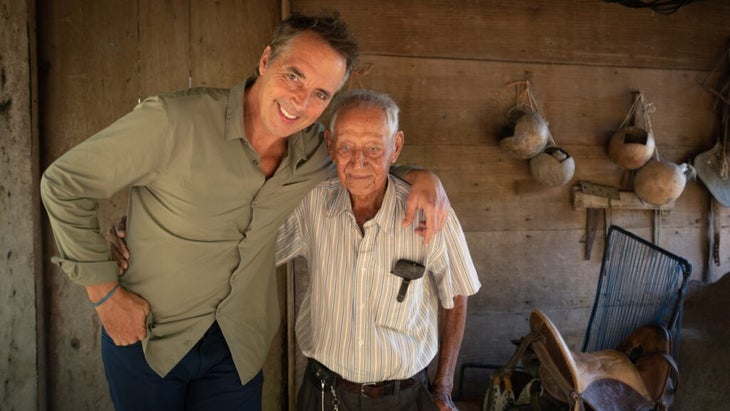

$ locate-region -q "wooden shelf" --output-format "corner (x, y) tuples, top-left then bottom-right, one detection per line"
(572, 190), (675, 211)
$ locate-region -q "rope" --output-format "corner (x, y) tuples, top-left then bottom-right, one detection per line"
(506, 80), (543, 116)
(618, 91), (659, 159)
(506, 80), (556, 146)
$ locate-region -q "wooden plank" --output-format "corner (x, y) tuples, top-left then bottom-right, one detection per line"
(293, 0), (730, 71)
(138, 0), (191, 97)
(465, 230), (600, 312)
(705, 202), (730, 282)
(459, 225), (703, 350)
(573, 190), (676, 210)
(346, 55), (718, 149)
(397, 144), (706, 232)
(1, 0), (40, 409)
(38, 1), (139, 409)
(32, 1), (729, 407)
(38, 4), (139, 152)
(190, 0), (280, 88)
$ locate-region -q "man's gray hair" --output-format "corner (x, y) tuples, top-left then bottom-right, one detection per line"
(328, 89), (400, 138)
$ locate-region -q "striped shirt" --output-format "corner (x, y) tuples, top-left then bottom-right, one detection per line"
(276, 175), (481, 383)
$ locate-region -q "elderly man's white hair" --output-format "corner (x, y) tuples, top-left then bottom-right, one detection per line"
(328, 89), (400, 139)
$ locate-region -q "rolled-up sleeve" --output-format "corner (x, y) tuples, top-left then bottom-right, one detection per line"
(40, 97), (172, 285)
(426, 210), (481, 308)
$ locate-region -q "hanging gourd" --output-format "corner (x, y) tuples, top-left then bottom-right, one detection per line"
(498, 80), (575, 187)
(530, 146), (576, 187)
(499, 81), (550, 160)
(608, 92), (656, 170)
(634, 157), (694, 206)
(623, 92), (695, 206)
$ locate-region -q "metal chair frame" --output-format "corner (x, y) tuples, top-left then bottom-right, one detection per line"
(582, 225), (692, 355)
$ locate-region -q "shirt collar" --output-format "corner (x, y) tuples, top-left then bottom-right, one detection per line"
(327, 175), (399, 235)
(224, 80), (247, 142)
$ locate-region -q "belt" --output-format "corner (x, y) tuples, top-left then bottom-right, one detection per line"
(309, 359), (423, 398)
(336, 376), (420, 398)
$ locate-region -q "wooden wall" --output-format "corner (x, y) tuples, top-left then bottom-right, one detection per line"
(1, 1), (41, 410)
(37, 1), (282, 410)
(32, 0), (730, 409)
(288, 0), (730, 402)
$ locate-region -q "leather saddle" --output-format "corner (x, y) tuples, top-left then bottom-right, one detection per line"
(528, 309), (678, 411)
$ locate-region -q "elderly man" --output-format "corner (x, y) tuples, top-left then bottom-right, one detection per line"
(275, 89), (481, 410)
(41, 13), (450, 410)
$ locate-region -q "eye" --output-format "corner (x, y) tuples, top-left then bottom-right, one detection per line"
(338, 144), (352, 154)
(287, 72), (299, 82)
(315, 91), (328, 102)
(367, 146), (383, 157)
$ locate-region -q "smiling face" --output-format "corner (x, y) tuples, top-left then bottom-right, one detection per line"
(326, 106), (404, 204)
(250, 31), (347, 139)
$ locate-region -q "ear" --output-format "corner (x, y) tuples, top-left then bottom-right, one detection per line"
(391, 131), (405, 163)
(258, 46), (273, 75)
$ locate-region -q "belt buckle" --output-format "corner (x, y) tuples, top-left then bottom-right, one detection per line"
(360, 382), (380, 398)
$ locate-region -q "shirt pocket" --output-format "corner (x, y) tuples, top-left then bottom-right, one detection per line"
(373, 272), (426, 334)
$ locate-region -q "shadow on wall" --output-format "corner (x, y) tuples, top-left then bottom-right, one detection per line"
(674, 273), (730, 411)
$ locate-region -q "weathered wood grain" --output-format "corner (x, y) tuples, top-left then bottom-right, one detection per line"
(33, 0), (730, 407)
(345, 55), (718, 149)
(293, 0), (730, 71)
(138, 0), (191, 97)
(38, 1), (139, 409)
(191, 0), (280, 88)
(1, 0), (40, 409)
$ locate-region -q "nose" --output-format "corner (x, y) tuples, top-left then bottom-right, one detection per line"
(291, 88), (310, 111)
(351, 149), (367, 167)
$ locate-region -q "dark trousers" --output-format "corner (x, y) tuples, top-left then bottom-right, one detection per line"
(101, 321), (263, 411)
(296, 360), (439, 411)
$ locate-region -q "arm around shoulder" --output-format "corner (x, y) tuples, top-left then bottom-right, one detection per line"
(390, 166), (451, 245)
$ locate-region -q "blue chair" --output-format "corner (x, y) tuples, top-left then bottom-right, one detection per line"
(582, 225), (692, 356)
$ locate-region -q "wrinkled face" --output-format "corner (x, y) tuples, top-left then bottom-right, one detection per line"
(255, 32), (347, 138)
(326, 107), (404, 201)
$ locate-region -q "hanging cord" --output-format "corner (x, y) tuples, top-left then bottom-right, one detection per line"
(618, 92), (655, 130)
(618, 91), (658, 158)
(506, 80), (556, 146)
(506, 80), (543, 115)
(642, 97), (660, 161)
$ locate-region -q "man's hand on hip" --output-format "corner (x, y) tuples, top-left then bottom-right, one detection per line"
(88, 282), (150, 346)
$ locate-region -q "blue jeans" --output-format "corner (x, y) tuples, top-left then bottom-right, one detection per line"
(101, 322), (263, 410)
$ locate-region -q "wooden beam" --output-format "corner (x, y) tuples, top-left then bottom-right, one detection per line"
(572, 190), (675, 210)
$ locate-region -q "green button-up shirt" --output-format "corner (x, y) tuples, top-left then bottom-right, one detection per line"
(40, 79), (336, 383)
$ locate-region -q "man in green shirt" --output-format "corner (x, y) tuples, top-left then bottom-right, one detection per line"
(41, 12), (449, 410)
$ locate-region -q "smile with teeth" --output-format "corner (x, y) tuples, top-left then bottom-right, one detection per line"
(279, 104), (298, 120)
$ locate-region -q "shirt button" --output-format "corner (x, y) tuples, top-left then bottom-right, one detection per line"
(358, 340), (364, 346)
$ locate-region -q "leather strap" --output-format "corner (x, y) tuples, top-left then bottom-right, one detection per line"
(308, 359), (422, 398)
(336, 375), (420, 398)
